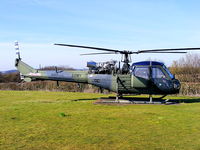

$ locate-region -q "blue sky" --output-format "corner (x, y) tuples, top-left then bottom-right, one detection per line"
(1, 0), (200, 70)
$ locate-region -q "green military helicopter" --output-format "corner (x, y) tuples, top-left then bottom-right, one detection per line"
(15, 41), (200, 103)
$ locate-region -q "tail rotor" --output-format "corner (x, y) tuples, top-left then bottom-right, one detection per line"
(15, 41), (21, 59)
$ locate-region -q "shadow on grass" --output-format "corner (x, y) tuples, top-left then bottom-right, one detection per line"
(174, 98), (200, 103)
(72, 98), (98, 101)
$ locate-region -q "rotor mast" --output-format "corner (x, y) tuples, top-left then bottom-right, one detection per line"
(122, 52), (131, 63)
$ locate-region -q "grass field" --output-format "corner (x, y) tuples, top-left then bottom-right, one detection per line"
(0, 91), (200, 150)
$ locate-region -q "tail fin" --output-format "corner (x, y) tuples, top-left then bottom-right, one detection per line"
(15, 59), (36, 74)
(15, 41), (37, 75)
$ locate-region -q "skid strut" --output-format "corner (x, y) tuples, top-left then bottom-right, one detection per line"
(115, 93), (123, 102)
(149, 94), (153, 103)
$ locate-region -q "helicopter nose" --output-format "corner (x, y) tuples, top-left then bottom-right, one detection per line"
(173, 79), (181, 90)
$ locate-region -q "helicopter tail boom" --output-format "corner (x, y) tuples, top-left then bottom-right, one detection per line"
(15, 58), (88, 83)
(14, 42), (89, 83)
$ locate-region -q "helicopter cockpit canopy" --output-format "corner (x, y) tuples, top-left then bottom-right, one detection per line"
(132, 61), (180, 93)
(132, 61), (174, 80)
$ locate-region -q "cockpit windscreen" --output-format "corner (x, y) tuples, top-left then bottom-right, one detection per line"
(162, 65), (174, 79)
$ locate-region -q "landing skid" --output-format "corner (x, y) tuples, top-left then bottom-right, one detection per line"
(96, 95), (177, 105)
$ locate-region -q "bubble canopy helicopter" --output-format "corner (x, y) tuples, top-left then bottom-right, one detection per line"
(15, 42), (200, 102)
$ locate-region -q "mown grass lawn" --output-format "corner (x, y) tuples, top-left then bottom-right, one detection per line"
(0, 91), (200, 150)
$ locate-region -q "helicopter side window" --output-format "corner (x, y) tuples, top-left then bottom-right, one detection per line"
(152, 67), (166, 78)
(134, 67), (149, 80)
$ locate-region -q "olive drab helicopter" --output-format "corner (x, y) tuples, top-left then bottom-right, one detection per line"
(15, 41), (200, 103)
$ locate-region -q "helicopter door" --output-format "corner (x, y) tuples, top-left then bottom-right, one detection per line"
(131, 66), (150, 88)
(151, 67), (175, 93)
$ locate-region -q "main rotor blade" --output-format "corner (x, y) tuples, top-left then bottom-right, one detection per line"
(55, 43), (200, 54)
(141, 51), (187, 54)
(80, 52), (117, 55)
(54, 43), (121, 53)
(138, 48), (200, 53)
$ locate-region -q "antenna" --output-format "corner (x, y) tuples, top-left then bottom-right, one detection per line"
(15, 41), (21, 59)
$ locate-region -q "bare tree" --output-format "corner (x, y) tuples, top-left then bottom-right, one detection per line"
(170, 53), (200, 95)
(171, 53), (200, 75)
